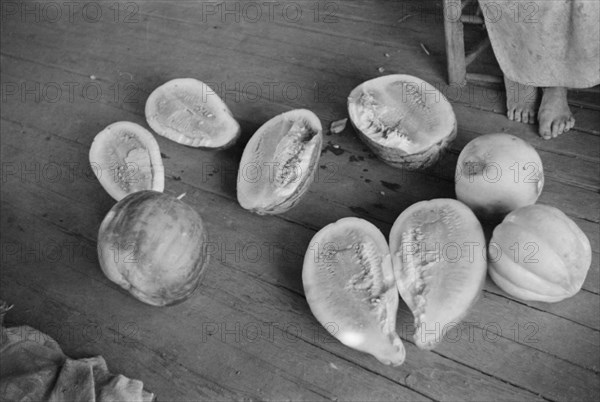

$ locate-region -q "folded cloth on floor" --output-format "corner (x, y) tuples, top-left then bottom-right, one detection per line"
(0, 301), (154, 402)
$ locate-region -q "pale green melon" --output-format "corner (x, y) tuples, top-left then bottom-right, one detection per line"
(348, 74), (457, 170)
(389, 199), (487, 350)
(237, 109), (323, 215)
(302, 217), (406, 366)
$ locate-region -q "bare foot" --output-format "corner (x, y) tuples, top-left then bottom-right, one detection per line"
(538, 87), (575, 139)
(504, 76), (539, 124)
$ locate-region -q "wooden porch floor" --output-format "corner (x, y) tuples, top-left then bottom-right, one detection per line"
(1, 1), (598, 400)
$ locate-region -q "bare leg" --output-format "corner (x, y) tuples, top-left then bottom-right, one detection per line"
(504, 76), (539, 124)
(538, 87), (575, 139)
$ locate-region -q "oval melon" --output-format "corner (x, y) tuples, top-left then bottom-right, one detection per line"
(489, 205), (591, 302)
(97, 191), (209, 307)
(303, 217), (406, 366)
(145, 78), (241, 149)
(389, 199), (487, 350)
(455, 133), (544, 221)
(348, 74), (457, 170)
(89, 121), (164, 201)
(237, 109), (323, 215)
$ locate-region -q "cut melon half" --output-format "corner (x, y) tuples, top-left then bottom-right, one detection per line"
(237, 109), (323, 215)
(389, 199), (487, 350)
(348, 74), (457, 170)
(302, 217), (406, 366)
(89, 121), (164, 201)
(145, 78), (241, 149)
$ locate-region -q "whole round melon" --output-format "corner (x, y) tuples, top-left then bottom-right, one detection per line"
(97, 191), (209, 306)
(302, 217), (405, 366)
(455, 133), (544, 221)
(237, 109), (323, 215)
(348, 74), (457, 170)
(489, 205), (591, 302)
(389, 199), (487, 350)
(145, 78), (241, 149)
(89, 121), (164, 201)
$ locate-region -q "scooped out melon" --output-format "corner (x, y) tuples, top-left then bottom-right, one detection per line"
(145, 78), (241, 149)
(455, 133), (544, 221)
(89, 121), (164, 201)
(303, 217), (405, 366)
(97, 191), (209, 307)
(348, 74), (457, 170)
(237, 109), (323, 215)
(389, 199), (487, 350)
(489, 205), (591, 302)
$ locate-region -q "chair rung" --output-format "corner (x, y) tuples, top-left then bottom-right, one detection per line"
(460, 14), (484, 24)
(466, 73), (503, 85)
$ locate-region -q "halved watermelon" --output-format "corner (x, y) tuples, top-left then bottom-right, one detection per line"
(89, 121), (164, 201)
(145, 78), (241, 149)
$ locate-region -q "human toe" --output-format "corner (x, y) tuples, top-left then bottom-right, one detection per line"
(551, 121), (564, 138)
(513, 109), (522, 122)
(539, 125), (551, 139)
(507, 108), (515, 121)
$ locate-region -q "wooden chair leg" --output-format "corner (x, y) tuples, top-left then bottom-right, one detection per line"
(443, 0), (467, 86)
